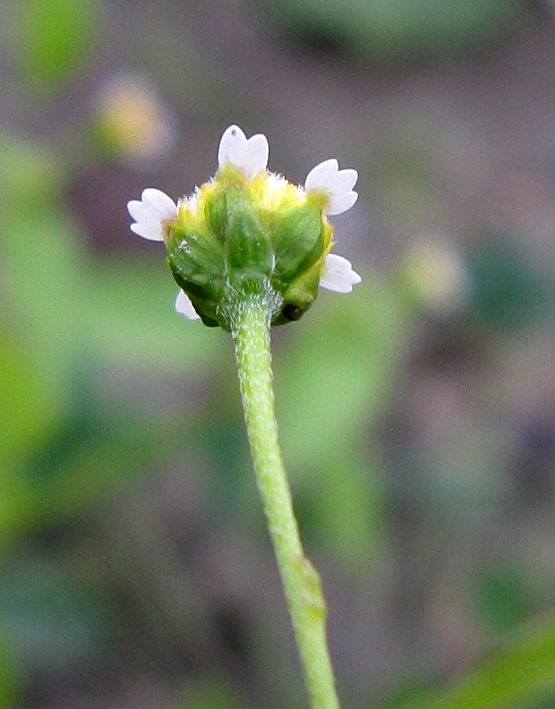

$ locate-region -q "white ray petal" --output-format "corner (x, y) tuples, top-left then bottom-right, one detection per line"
(141, 188), (177, 218)
(175, 290), (200, 320)
(330, 168), (358, 194)
(319, 254), (362, 293)
(126, 199), (145, 221)
(218, 125), (247, 166)
(218, 125), (269, 177)
(241, 133), (269, 177)
(328, 190), (358, 216)
(127, 200), (164, 225)
(130, 222), (165, 241)
(305, 159), (338, 192)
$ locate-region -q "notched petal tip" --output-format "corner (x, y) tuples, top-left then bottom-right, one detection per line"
(140, 188), (177, 218)
(175, 290), (200, 320)
(127, 201), (161, 225)
(328, 190), (358, 216)
(319, 254), (362, 293)
(217, 124), (269, 177)
(334, 168), (358, 193)
(126, 199), (142, 218)
(243, 133), (269, 176)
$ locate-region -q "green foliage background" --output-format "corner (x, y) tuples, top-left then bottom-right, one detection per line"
(2, 0), (555, 707)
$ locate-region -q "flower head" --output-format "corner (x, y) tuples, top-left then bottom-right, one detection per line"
(127, 125), (361, 328)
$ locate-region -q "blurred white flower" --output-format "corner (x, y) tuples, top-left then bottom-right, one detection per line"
(402, 234), (470, 316)
(96, 72), (177, 168)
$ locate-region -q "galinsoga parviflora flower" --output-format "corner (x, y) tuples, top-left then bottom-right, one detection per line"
(127, 125), (360, 709)
(127, 125), (361, 328)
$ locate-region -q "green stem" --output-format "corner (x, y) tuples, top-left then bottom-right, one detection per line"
(228, 290), (340, 709)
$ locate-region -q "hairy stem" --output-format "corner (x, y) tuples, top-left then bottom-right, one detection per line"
(228, 290), (340, 709)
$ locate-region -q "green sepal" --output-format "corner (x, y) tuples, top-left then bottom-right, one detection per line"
(205, 164), (250, 245)
(189, 294), (220, 328)
(204, 187), (228, 244)
(272, 261), (321, 326)
(271, 203), (324, 285)
(225, 191), (274, 277)
(168, 262), (224, 327)
(166, 225), (225, 302)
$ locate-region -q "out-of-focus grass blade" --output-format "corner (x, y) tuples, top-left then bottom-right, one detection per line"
(399, 616), (555, 709)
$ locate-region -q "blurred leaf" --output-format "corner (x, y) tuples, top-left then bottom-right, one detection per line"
(15, 0), (98, 88)
(398, 616), (555, 709)
(0, 329), (57, 547)
(0, 199), (85, 541)
(275, 275), (402, 466)
(0, 132), (222, 376)
(183, 679), (244, 709)
(0, 616), (20, 709)
(273, 275), (404, 561)
(260, 0), (523, 59)
(29, 415), (164, 523)
(2, 211), (85, 419)
(473, 561), (535, 635)
(0, 134), (65, 211)
(295, 446), (385, 565)
(468, 234), (545, 331)
(84, 259), (225, 374)
(0, 327), (54, 470)
(0, 561), (107, 671)
(0, 134), (224, 542)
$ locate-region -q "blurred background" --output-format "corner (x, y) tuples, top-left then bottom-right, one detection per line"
(3, 0), (555, 707)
